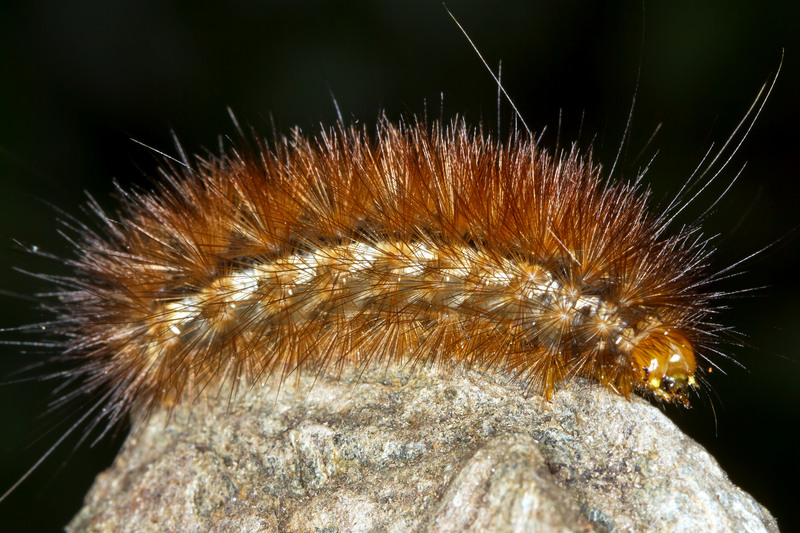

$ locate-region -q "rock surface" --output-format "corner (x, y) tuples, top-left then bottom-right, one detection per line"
(68, 367), (778, 532)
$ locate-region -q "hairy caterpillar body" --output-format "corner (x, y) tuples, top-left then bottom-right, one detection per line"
(50, 114), (713, 430)
(1, 3), (792, 530)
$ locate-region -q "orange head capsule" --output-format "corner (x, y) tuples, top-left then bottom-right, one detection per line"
(631, 328), (697, 407)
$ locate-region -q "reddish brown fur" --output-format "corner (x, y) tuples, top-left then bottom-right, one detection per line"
(53, 116), (715, 424)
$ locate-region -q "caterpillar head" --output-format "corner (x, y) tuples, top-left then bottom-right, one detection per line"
(632, 328), (697, 407)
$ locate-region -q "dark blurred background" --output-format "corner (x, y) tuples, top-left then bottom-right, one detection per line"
(0, 1), (797, 531)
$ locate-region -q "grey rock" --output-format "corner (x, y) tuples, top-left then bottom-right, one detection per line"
(68, 367), (778, 532)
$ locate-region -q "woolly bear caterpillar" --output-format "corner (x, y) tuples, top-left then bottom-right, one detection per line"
(0, 3), (788, 528)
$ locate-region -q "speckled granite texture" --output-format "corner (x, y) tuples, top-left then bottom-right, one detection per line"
(68, 368), (778, 532)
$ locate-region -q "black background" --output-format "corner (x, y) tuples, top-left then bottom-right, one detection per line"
(1, 1), (797, 531)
